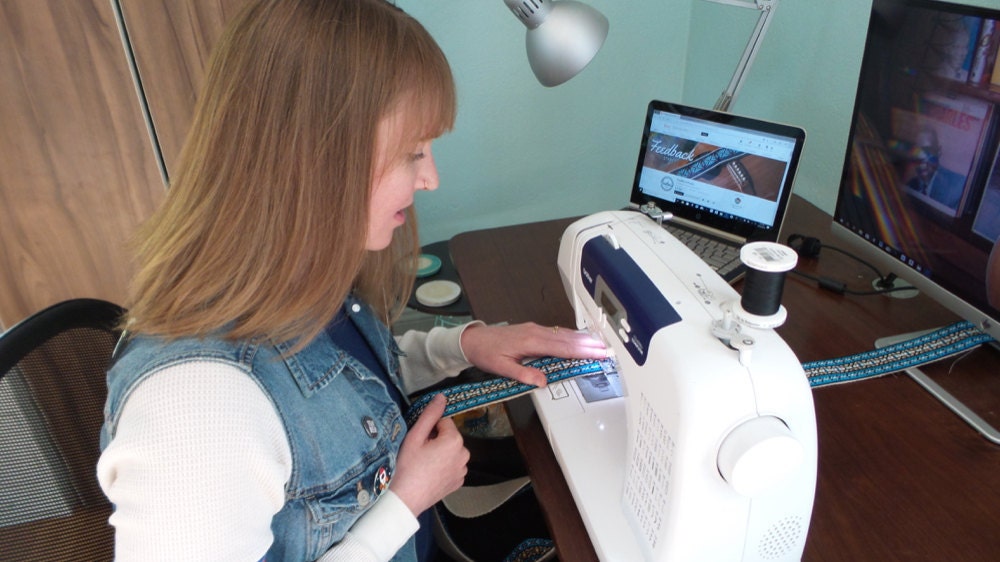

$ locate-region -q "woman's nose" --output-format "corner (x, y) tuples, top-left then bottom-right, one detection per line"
(420, 154), (440, 191)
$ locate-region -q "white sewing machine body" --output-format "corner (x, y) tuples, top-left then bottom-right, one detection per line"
(533, 210), (817, 561)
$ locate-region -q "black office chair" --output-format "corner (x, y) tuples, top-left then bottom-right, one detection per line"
(0, 298), (124, 562)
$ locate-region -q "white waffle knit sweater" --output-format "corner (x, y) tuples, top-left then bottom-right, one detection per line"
(97, 323), (482, 562)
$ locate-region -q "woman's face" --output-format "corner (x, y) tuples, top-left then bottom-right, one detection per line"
(367, 107), (439, 251)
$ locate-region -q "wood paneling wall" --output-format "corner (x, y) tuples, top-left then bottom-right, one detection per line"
(0, 0), (163, 328)
(119, 0), (248, 174)
(0, 0), (247, 329)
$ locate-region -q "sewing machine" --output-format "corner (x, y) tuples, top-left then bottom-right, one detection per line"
(532, 210), (817, 561)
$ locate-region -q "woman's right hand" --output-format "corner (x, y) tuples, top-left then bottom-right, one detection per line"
(391, 394), (469, 515)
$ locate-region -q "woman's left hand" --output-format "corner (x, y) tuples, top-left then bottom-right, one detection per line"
(460, 322), (607, 387)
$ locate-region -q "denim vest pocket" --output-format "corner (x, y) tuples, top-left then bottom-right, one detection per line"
(303, 446), (396, 560)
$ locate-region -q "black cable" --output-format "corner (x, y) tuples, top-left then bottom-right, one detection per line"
(786, 233), (909, 293)
(789, 270), (916, 296)
(814, 243), (887, 282)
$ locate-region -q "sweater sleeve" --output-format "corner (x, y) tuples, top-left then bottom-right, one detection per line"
(395, 321), (485, 394)
(97, 361), (418, 561)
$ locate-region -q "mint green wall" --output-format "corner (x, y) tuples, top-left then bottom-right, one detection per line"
(401, 0), (997, 244)
(685, 0), (997, 216)
(397, 1), (688, 244)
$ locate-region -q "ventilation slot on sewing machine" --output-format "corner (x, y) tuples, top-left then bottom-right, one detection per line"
(757, 515), (806, 560)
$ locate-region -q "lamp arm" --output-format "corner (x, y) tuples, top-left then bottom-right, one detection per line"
(705, 0), (778, 112)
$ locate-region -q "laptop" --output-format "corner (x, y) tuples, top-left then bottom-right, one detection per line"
(628, 100), (806, 282)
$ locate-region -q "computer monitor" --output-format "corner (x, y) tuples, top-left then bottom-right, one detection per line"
(831, 0), (1000, 440)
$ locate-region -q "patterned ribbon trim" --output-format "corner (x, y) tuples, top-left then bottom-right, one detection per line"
(502, 538), (554, 562)
(673, 147), (746, 179)
(405, 357), (616, 427)
(802, 320), (993, 387)
(404, 321), (994, 425)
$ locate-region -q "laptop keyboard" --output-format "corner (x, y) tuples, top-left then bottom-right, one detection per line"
(663, 224), (743, 278)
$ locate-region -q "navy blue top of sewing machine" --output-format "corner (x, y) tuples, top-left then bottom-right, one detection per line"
(580, 235), (681, 365)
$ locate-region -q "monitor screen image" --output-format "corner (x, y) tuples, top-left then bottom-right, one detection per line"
(832, 0), (1000, 344)
(630, 100), (805, 243)
(636, 110), (798, 229)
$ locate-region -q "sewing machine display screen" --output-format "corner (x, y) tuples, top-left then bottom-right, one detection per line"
(599, 291), (619, 319)
(581, 236), (681, 365)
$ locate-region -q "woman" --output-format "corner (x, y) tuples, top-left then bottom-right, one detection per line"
(96, 1), (605, 560)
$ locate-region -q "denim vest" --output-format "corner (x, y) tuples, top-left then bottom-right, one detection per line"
(101, 296), (416, 561)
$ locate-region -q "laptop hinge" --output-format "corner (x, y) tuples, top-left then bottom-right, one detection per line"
(666, 216), (746, 244)
(628, 203), (745, 244)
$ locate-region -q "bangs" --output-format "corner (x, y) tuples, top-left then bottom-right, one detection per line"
(396, 19), (457, 143)
(393, 89), (455, 150)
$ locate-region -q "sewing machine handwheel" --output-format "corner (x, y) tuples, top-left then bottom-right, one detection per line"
(717, 416), (803, 497)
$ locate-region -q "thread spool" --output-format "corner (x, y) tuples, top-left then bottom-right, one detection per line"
(736, 242), (797, 328)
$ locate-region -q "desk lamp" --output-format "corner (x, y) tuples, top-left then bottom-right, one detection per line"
(704, 0), (779, 111)
(503, 0), (609, 87)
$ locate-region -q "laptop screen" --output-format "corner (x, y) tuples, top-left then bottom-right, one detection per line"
(629, 101), (806, 242)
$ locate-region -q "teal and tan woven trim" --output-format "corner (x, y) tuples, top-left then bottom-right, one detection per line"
(405, 321), (994, 425)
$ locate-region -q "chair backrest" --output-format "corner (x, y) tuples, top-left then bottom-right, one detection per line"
(0, 299), (124, 562)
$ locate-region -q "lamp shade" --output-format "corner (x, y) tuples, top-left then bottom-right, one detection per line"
(504, 0), (609, 87)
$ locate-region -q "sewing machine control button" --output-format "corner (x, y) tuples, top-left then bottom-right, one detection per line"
(717, 416), (803, 497)
(548, 381), (569, 400)
(617, 327), (629, 342)
(619, 318), (632, 333)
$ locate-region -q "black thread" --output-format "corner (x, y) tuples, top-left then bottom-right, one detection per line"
(741, 266), (787, 316)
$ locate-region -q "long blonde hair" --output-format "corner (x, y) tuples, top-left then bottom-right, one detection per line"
(126, 0), (456, 347)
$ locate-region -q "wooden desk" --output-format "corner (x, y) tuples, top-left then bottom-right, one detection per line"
(449, 195), (1000, 561)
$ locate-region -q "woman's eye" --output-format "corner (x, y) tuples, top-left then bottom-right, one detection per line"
(410, 151), (426, 162)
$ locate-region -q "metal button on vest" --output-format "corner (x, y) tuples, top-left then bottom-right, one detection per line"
(362, 416), (378, 438)
(352, 303), (361, 313)
(356, 482), (371, 506)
